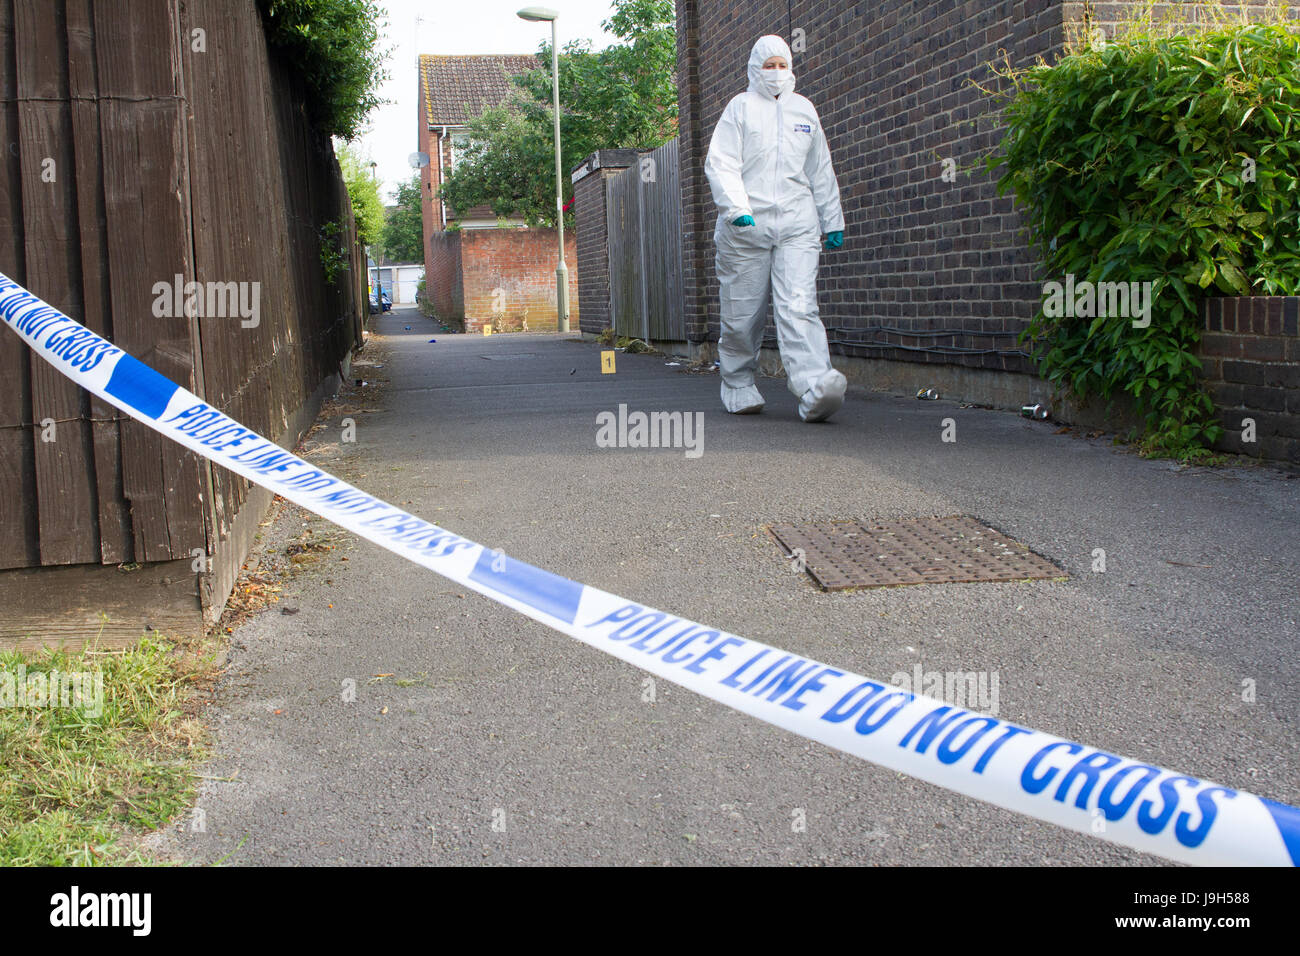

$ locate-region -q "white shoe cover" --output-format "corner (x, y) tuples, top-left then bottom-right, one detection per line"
(798, 370), (847, 422)
(721, 383), (765, 414)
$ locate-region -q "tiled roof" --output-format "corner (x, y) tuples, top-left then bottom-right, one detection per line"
(420, 54), (541, 127)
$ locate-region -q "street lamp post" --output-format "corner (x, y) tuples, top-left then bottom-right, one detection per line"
(517, 6), (568, 333)
(369, 161), (384, 310)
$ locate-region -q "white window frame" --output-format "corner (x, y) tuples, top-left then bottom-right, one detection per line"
(450, 131), (471, 168)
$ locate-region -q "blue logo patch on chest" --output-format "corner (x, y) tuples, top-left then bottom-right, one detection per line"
(794, 123), (812, 133)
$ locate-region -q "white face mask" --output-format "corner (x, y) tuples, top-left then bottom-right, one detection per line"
(760, 68), (791, 96)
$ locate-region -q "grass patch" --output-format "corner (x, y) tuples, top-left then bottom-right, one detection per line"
(1136, 439), (1235, 466)
(0, 634), (211, 865)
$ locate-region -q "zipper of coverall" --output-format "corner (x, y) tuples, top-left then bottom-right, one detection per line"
(774, 95), (783, 244)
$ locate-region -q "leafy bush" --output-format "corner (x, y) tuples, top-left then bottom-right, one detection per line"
(989, 15), (1300, 455)
(258, 0), (387, 140)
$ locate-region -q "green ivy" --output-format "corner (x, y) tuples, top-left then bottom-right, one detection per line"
(257, 0), (388, 140)
(987, 21), (1300, 455)
(319, 220), (346, 285)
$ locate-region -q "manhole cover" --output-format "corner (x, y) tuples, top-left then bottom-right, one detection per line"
(768, 516), (1063, 591)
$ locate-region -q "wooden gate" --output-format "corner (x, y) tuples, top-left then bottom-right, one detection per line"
(605, 139), (684, 342)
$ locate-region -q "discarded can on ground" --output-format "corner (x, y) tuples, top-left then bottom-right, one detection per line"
(1021, 403), (1050, 420)
(917, 388), (940, 400)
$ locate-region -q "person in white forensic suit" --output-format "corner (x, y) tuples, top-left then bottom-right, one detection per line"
(704, 34), (848, 421)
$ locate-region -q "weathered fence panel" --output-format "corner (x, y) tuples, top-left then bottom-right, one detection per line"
(606, 139), (685, 342)
(0, 0), (365, 646)
(607, 162), (643, 339)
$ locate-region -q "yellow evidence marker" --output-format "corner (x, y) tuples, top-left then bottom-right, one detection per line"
(601, 350), (616, 374)
(483, 324), (493, 336)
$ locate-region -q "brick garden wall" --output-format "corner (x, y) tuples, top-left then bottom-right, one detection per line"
(430, 229), (579, 332)
(1200, 297), (1300, 463)
(427, 231), (464, 324)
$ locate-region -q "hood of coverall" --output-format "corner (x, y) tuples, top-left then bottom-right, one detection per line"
(746, 35), (796, 100)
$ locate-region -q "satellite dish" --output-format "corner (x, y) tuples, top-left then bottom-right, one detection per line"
(408, 152), (430, 169)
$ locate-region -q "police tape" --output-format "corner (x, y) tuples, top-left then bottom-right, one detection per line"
(1, 270), (1296, 867)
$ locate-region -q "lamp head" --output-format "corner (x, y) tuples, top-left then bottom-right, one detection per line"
(517, 6), (558, 21)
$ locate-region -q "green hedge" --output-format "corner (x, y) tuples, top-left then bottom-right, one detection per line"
(989, 22), (1300, 455)
(258, 0), (387, 140)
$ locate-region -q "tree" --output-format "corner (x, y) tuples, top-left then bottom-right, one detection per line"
(258, 0), (388, 139)
(381, 176), (425, 263)
(335, 143), (385, 251)
(440, 0), (677, 228)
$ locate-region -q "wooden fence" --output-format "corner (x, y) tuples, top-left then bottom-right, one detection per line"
(0, 0), (365, 646)
(606, 138), (685, 342)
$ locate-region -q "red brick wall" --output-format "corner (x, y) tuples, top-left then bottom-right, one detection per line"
(418, 93), (437, 280)
(428, 231), (463, 321)
(418, 126), (469, 286)
(421, 126), (471, 298)
(460, 229), (579, 332)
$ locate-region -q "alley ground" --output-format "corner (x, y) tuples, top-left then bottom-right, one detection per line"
(149, 306), (1299, 865)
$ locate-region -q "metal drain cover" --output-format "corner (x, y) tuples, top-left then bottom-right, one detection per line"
(768, 516), (1062, 591)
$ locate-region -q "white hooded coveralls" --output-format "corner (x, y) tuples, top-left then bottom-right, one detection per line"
(704, 35), (846, 419)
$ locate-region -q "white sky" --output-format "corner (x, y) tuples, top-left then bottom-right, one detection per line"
(353, 0), (621, 202)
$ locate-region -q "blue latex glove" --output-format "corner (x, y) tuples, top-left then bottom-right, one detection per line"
(732, 215), (755, 227)
(824, 230), (844, 251)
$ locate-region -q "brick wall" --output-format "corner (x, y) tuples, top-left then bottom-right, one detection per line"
(1063, 1), (1288, 32)
(572, 150), (640, 336)
(419, 126), (472, 288)
(676, 0), (1063, 370)
(428, 231), (463, 322)
(676, 0), (1295, 373)
(418, 90), (438, 279)
(1200, 297), (1300, 463)
(430, 229), (579, 332)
